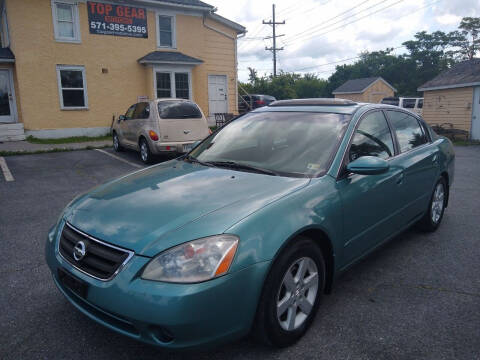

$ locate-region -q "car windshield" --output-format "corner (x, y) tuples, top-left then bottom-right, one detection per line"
(188, 111), (350, 177)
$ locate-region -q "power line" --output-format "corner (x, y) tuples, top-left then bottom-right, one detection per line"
(283, 0), (391, 45)
(284, 0), (373, 41)
(284, 0), (406, 46)
(282, 0), (333, 22)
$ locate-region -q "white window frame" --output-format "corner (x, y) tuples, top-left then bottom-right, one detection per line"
(156, 11), (176, 49)
(51, 0), (81, 43)
(56, 65), (89, 110)
(1, 6), (10, 47)
(153, 66), (193, 100)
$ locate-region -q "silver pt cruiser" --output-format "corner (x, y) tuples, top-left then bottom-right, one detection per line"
(112, 98), (211, 163)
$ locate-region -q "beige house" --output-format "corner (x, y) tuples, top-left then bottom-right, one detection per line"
(0, 0), (245, 141)
(332, 77), (396, 103)
(418, 59), (480, 140)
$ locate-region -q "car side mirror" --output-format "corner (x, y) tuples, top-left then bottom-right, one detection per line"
(118, 115), (126, 122)
(346, 156), (390, 175)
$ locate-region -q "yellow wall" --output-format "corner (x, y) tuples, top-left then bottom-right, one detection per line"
(334, 80), (394, 103)
(422, 87), (473, 132)
(5, 0), (239, 131)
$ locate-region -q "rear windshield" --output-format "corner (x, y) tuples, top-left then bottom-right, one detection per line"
(158, 101), (202, 119)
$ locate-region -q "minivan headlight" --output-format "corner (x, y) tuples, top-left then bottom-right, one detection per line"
(141, 235), (239, 283)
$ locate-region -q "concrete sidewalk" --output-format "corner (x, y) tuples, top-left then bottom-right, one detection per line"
(0, 139), (112, 153)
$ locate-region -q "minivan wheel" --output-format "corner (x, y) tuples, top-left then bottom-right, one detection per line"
(113, 132), (123, 152)
(139, 138), (152, 164)
(253, 236), (325, 347)
(417, 177), (447, 232)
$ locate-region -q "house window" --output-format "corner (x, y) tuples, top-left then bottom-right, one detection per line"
(156, 73), (171, 98)
(56, 65), (88, 109)
(175, 73), (189, 99)
(157, 15), (175, 48)
(52, 1), (80, 42)
(155, 71), (191, 100)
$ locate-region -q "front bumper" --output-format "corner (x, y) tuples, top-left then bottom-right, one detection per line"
(45, 223), (269, 349)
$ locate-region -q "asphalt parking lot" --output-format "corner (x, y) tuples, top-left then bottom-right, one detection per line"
(1, 146), (479, 360)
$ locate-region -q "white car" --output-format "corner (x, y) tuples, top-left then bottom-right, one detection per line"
(381, 97), (423, 116)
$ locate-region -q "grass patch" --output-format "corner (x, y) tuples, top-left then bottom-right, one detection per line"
(26, 135), (111, 144)
(453, 140), (480, 146)
(0, 145), (111, 157)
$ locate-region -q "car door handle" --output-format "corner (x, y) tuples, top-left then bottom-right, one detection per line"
(432, 154), (438, 162)
(396, 172), (404, 185)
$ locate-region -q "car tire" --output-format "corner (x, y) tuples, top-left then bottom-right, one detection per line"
(112, 132), (123, 152)
(253, 236), (325, 347)
(417, 177), (447, 232)
(139, 137), (152, 164)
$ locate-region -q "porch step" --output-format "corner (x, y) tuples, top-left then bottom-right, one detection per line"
(0, 123), (26, 142)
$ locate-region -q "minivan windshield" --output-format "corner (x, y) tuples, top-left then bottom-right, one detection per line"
(158, 101), (202, 119)
(188, 111), (350, 177)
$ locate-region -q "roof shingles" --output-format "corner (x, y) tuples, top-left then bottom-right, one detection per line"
(332, 77), (395, 94)
(138, 51), (203, 64)
(0, 48), (15, 61)
(145, 0), (213, 9)
(418, 59), (480, 91)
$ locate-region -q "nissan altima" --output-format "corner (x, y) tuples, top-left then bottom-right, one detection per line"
(45, 98), (455, 349)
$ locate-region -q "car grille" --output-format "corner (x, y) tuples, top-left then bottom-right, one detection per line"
(59, 223), (133, 281)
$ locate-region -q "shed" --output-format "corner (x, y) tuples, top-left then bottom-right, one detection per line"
(332, 77), (396, 103)
(418, 59), (480, 140)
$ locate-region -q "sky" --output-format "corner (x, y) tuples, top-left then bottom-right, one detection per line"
(206, 0), (480, 82)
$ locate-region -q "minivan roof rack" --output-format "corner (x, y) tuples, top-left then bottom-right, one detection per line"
(269, 98), (358, 107)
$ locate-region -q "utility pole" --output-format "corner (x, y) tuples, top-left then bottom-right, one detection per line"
(263, 4), (285, 77)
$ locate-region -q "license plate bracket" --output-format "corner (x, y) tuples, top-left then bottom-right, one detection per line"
(58, 268), (89, 299)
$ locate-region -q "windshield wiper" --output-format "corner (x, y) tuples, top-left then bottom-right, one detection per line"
(183, 155), (212, 167)
(206, 161), (278, 176)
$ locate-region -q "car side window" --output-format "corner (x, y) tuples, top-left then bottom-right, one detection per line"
(349, 111), (395, 162)
(125, 104), (136, 120)
(387, 111), (428, 153)
(133, 102), (150, 119)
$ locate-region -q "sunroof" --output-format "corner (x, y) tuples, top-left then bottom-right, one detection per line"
(269, 98), (358, 107)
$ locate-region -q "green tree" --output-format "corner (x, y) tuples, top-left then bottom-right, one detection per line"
(458, 17), (480, 60)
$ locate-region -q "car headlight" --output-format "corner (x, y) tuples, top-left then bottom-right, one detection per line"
(141, 235), (239, 283)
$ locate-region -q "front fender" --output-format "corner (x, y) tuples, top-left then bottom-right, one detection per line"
(225, 175), (343, 272)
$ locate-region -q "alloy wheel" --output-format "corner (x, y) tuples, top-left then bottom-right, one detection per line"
(113, 134), (119, 150)
(431, 182), (445, 224)
(276, 257), (319, 331)
(140, 141), (148, 162)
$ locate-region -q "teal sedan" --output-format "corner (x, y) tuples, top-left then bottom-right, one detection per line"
(45, 99), (455, 349)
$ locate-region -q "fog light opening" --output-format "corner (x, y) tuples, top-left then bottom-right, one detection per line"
(150, 326), (175, 343)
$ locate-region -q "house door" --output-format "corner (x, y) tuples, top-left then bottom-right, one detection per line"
(208, 75), (228, 115)
(472, 86), (480, 140)
(0, 69), (16, 123)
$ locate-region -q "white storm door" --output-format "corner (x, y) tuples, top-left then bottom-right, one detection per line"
(471, 86), (480, 140)
(0, 69), (16, 123)
(208, 75), (228, 115)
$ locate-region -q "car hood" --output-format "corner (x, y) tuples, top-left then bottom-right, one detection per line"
(65, 160), (309, 256)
